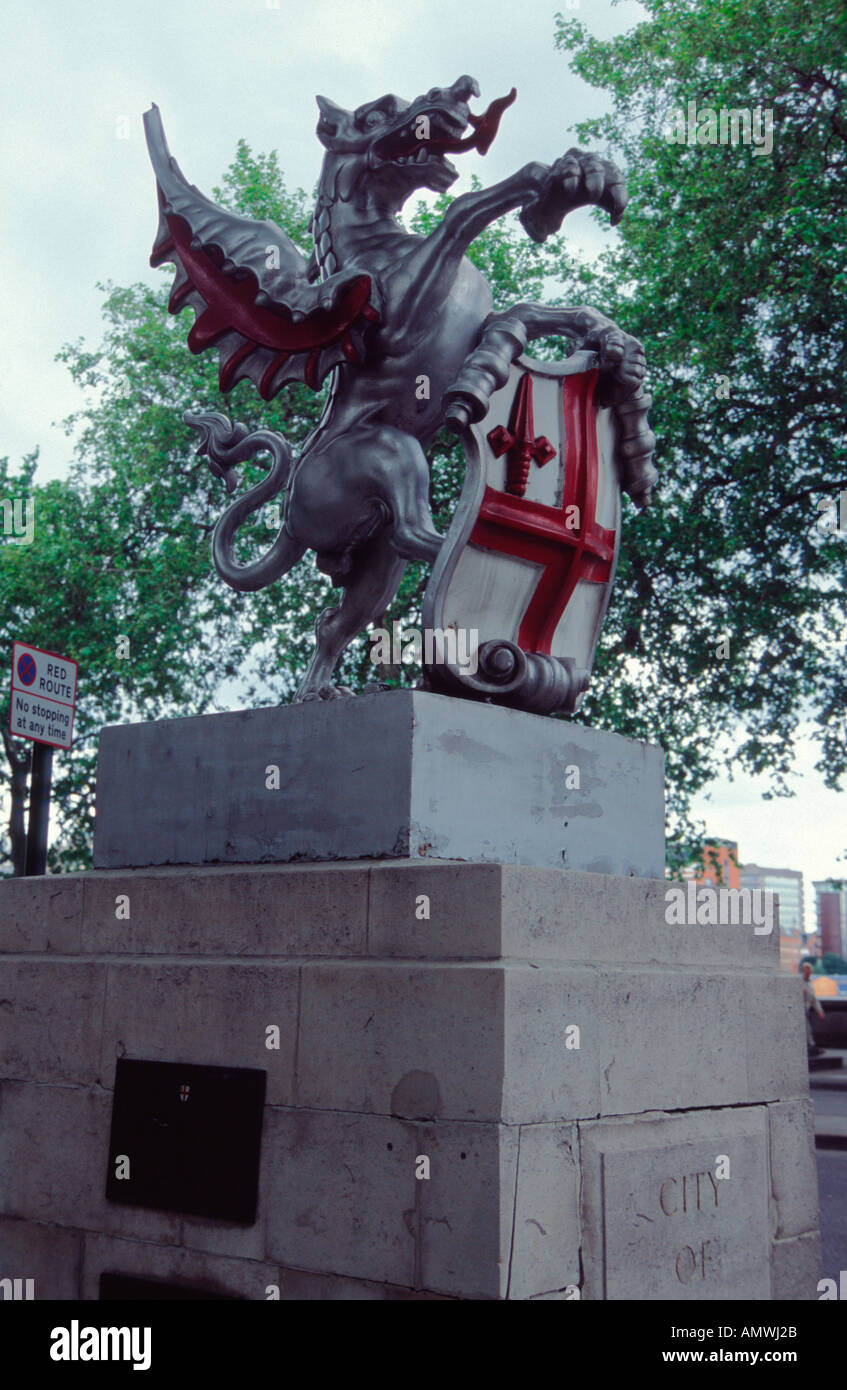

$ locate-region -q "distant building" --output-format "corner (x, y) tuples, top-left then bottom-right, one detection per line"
(740, 865), (804, 934)
(740, 864), (805, 973)
(813, 880), (847, 961)
(684, 843), (809, 972)
(778, 933), (806, 974)
(685, 838), (740, 889)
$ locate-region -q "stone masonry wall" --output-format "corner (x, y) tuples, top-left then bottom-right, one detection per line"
(0, 862), (820, 1299)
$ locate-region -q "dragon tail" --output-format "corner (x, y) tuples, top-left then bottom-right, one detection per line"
(184, 410), (304, 592)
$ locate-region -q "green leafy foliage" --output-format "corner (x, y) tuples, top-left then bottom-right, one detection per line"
(551, 0), (847, 865)
(821, 953), (847, 975)
(0, 150), (329, 870)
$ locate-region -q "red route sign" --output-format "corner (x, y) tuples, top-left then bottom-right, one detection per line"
(8, 641), (78, 750)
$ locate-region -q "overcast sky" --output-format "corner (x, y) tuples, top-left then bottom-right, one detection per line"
(1, 0), (843, 912)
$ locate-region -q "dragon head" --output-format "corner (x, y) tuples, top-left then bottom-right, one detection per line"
(315, 76), (516, 204)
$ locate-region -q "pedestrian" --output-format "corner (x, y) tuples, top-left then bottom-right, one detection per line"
(801, 961), (824, 1057)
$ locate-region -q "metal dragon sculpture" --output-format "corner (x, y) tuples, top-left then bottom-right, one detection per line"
(144, 75), (657, 714)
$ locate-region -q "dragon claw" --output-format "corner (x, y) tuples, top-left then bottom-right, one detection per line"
(297, 684), (356, 703)
(520, 147), (629, 242)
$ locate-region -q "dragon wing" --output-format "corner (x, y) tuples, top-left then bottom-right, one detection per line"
(143, 105), (380, 397)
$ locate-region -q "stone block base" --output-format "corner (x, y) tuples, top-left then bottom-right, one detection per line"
(0, 861), (820, 1300)
(92, 690), (665, 877)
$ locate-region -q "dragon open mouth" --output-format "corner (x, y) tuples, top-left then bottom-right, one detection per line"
(429, 88), (517, 156)
(371, 87), (517, 170)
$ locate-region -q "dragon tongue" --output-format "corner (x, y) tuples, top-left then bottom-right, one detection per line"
(464, 88), (517, 154)
(384, 88), (517, 162)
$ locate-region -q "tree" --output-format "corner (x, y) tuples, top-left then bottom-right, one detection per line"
(0, 456), (255, 871)
(821, 953), (847, 975)
(552, 0), (847, 864)
(1, 453), (37, 873)
(0, 152), (329, 870)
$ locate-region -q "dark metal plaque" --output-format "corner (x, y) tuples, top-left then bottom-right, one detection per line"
(106, 1058), (266, 1223)
(100, 1272), (242, 1300)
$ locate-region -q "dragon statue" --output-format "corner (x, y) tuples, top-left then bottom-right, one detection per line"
(144, 75), (656, 712)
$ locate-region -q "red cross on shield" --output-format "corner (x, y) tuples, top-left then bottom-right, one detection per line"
(422, 350), (621, 714)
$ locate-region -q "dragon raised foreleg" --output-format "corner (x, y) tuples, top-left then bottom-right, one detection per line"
(396, 150), (627, 329)
(443, 305), (658, 507)
(402, 152), (656, 504)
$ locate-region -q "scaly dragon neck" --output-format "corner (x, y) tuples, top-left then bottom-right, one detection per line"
(313, 157), (408, 279)
(311, 191), (341, 279)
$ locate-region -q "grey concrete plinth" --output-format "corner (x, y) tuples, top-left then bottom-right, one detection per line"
(92, 691), (664, 875)
(0, 861), (820, 1301)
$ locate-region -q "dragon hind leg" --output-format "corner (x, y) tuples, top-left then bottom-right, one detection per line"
(375, 426), (444, 563)
(295, 532), (406, 702)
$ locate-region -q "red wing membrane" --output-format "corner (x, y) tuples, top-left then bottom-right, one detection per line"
(144, 105), (380, 398)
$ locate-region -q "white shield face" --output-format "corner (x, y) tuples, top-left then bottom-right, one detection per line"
(423, 352), (621, 712)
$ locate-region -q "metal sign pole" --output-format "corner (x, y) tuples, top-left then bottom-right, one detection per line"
(24, 742), (54, 876)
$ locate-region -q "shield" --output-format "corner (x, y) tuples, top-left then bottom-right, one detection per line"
(422, 350), (620, 715)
